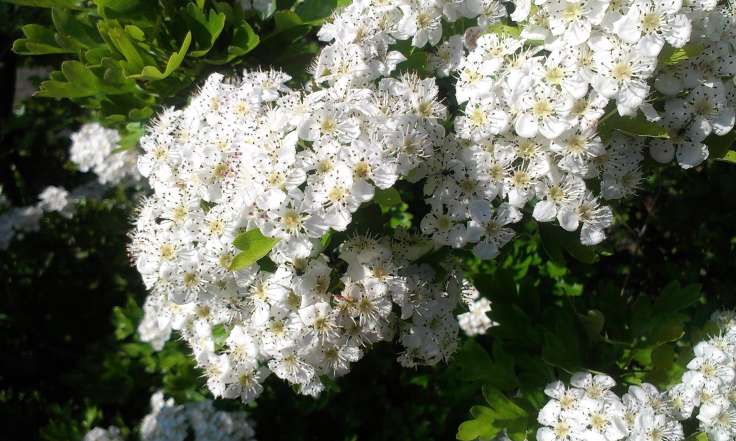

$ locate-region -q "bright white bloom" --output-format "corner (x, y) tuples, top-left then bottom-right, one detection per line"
(537, 312), (736, 441)
(69, 123), (140, 185)
(38, 186), (73, 218)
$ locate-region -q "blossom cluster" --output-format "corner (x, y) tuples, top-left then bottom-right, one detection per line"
(0, 182), (108, 250)
(128, 54), (469, 398)
(536, 310), (736, 441)
(135, 224), (462, 398)
(413, 0), (734, 250)
(129, 0), (736, 405)
(650, 2), (736, 168)
(82, 391), (256, 441)
(70, 122), (140, 185)
(457, 282), (498, 336)
(314, 0), (736, 251)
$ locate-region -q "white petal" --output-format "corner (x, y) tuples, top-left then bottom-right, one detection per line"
(676, 142), (709, 169)
(533, 200), (557, 222)
(515, 113), (539, 138)
(557, 208), (579, 231)
(649, 140), (675, 164)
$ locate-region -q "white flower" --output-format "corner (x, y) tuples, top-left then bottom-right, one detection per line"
(558, 193), (613, 245)
(466, 201), (522, 259)
(457, 296), (498, 336)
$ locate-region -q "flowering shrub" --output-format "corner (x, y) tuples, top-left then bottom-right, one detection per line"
(3, 0), (736, 440)
(122, 0), (736, 410)
(83, 391), (257, 441)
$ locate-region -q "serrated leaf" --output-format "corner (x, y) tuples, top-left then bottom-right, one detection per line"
(207, 22), (259, 64)
(185, 3), (226, 57)
(99, 21), (146, 72)
(12, 24), (72, 55)
(230, 229), (279, 270)
(130, 32), (191, 80)
(37, 60), (102, 98)
(52, 7), (100, 48)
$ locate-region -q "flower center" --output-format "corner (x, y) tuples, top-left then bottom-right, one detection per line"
(612, 62), (633, 82)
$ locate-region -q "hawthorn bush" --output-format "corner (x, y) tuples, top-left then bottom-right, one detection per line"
(1, 0), (736, 440)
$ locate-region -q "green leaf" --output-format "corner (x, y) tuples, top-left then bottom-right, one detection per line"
(706, 129), (736, 159)
(52, 8), (100, 48)
(487, 22), (522, 38)
(230, 229), (279, 270)
(599, 112), (669, 140)
(207, 22), (259, 64)
(274, 10), (303, 30)
(453, 340), (518, 390)
(373, 188), (402, 211)
(99, 21), (147, 73)
(12, 24), (73, 55)
(5, 0), (82, 8)
(130, 32), (192, 80)
(482, 386), (527, 419)
(649, 315), (686, 346)
(95, 0), (143, 13)
(655, 282), (702, 314)
(230, 21), (259, 54)
(659, 42), (704, 66)
(37, 61), (103, 98)
(295, 0), (337, 23)
(578, 309), (605, 341)
(124, 24), (145, 41)
(722, 151), (736, 163)
(538, 223), (598, 265)
(116, 122), (145, 150)
(457, 407), (500, 441)
(185, 3), (226, 57)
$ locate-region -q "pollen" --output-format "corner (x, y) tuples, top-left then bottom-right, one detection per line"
(612, 62), (633, 82)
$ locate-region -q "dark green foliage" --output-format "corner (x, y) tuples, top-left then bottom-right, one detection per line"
(2, 2), (736, 441)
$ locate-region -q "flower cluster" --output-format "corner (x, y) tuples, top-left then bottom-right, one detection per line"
(536, 311), (736, 441)
(128, 56), (467, 399)
(0, 182), (108, 250)
(538, 373), (684, 441)
(83, 391), (256, 441)
(136, 224), (462, 398)
(679, 310), (736, 441)
(70, 122), (140, 185)
(457, 282), (498, 336)
(315, 0), (735, 251)
(414, 0), (694, 249)
(134, 69), (444, 264)
(650, 3), (736, 168)
(130, 0), (736, 406)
